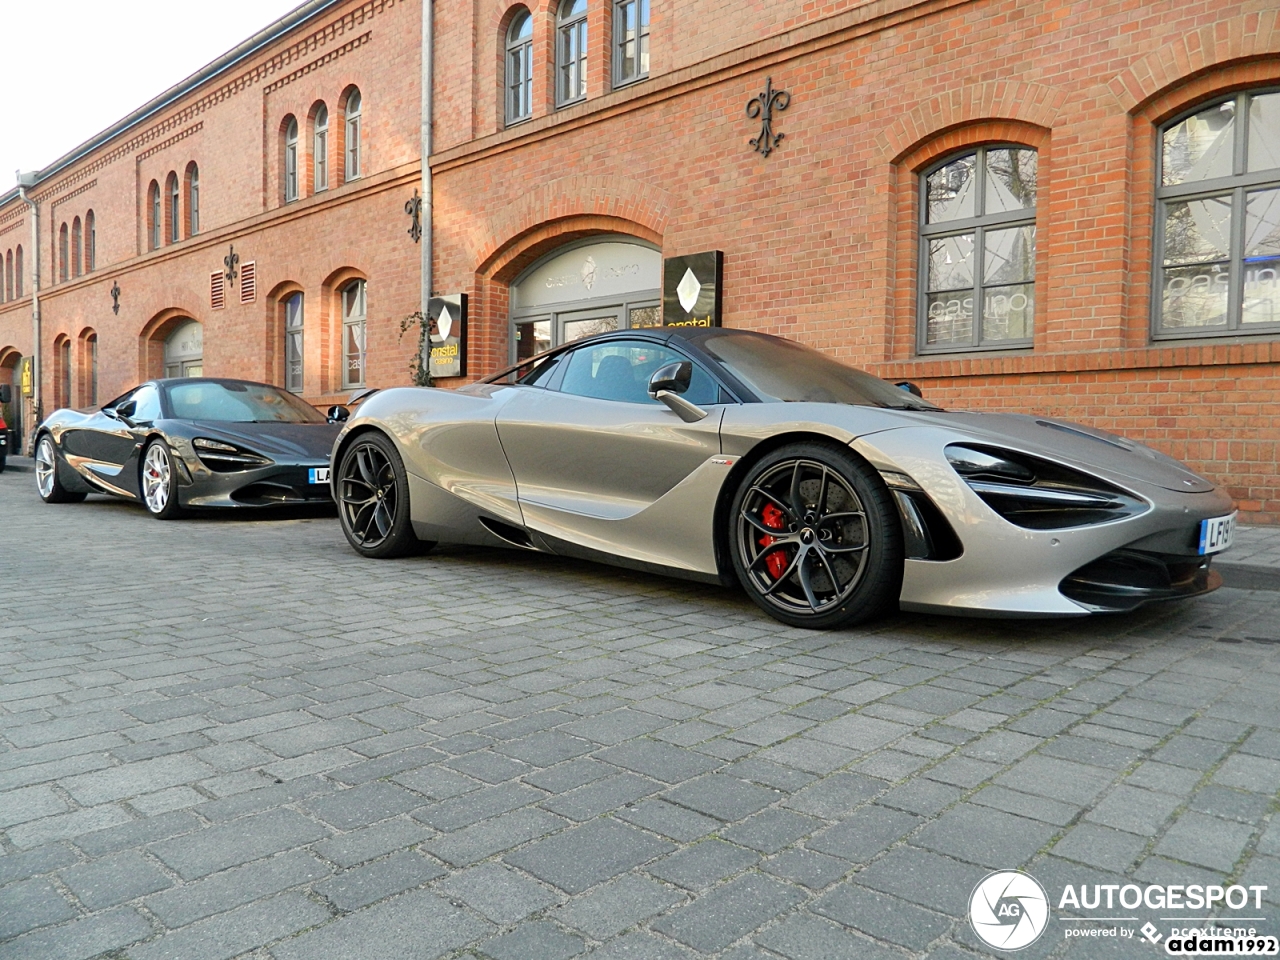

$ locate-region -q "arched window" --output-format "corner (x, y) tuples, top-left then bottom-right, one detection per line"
(314, 104), (329, 193)
(149, 181), (161, 250)
(187, 164), (200, 236)
(613, 0), (650, 86)
(919, 145), (1037, 351)
(284, 292), (304, 392)
(59, 223), (69, 282)
(344, 90), (362, 182)
(341, 279), (366, 388)
(284, 116), (299, 202)
(58, 338), (71, 408)
(167, 171), (180, 243)
(1156, 90), (1280, 335)
(14, 246), (22, 297)
(71, 217), (82, 278)
(85, 211), (96, 272)
(506, 10), (534, 126)
(556, 0), (588, 107)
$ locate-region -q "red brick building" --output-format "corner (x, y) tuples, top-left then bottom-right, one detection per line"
(4, 0), (1280, 520)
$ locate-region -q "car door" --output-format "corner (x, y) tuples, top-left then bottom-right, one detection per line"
(60, 385), (160, 497)
(495, 338), (728, 572)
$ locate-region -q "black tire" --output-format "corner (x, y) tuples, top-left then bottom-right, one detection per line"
(336, 432), (432, 559)
(35, 434), (87, 504)
(140, 439), (187, 520)
(729, 442), (902, 629)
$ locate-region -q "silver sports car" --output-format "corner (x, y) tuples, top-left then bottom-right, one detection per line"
(330, 327), (1235, 628)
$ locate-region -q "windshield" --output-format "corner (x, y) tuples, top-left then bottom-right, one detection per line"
(165, 381), (326, 423)
(701, 333), (940, 410)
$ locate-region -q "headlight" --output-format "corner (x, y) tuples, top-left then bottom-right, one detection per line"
(946, 444), (1147, 530)
(192, 437), (272, 471)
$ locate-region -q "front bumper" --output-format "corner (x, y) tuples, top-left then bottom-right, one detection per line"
(179, 458), (333, 509)
(853, 427), (1234, 617)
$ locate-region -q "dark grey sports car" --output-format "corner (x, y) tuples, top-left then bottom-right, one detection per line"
(35, 378), (340, 519)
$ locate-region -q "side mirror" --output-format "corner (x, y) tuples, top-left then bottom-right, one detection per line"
(648, 361), (692, 399)
(114, 399), (137, 423)
(894, 380), (923, 398)
(327, 405), (350, 423)
(0, 384), (10, 404)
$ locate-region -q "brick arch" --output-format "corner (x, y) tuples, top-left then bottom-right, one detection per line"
(138, 308), (199, 381)
(471, 174), (672, 275)
(877, 80), (1067, 164)
(1109, 11), (1280, 113)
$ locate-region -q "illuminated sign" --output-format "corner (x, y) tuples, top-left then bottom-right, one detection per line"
(663, 251), (723, 328)
(428, 294), (467, 378)
(20, 357), (32, 397)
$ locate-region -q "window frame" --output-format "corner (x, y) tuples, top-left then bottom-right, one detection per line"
(149, 181), (162, 251)
(314, 105), (330, 193)
(87, 333), (98, 407)
(341, 279), (367, 389)
(505, 10), (534, 126)
(1152, 87), (1280, 339)
(344, 91), (362, 182)
(284, 292), (304, 393)
(71, 217), (82, 278)
(556, 0), (588, 108)
(284, 117), (299, 202)
(168, 172), (180, 243)
(14, 246), (22, 297)
(612, 0), (650, 89)
(85, 211), (95, 272)
(916, 143), (1039, 354)
(58, 223), (69, 282)
(188, 165), (200, 236)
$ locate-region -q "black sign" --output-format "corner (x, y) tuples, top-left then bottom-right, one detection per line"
(428, 294), (467, 378)
(663, 251), (723, 328)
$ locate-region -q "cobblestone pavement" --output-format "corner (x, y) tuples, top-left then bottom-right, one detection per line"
(2, 472), (1280, 960)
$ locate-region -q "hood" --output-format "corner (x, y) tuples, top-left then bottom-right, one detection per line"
(185, 420), (340, 460)
(897, 410), (1215, 493)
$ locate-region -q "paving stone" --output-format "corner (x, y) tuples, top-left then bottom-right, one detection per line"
(855, 846), (979, 914)
(192, 775), (332, 822)
(507, 818), (674, 893)
(755, 911), (903, 960)
(480, 920), (587, 960)
(647, 839), (760, 889)
(811, 881), (951, 950)
(0, 784), (69, 828)
(553, 873), (684, 939)
(723, 808), (823, 854)
(148, 807), (330, 880)
(969, 785), (1079, 826)
(915, 803), (1056, 870)
(525, 758), (615, 793)
(0, 906), (152, 960)
(316, 849), (446, 911)
(1154, 811), (1255, 871)
(1214, 753), (1280, 793)
(393, 764), (482, 799)
(0, 877), (77, 940)
(497, 730), (595, 765)
(582, 931), (695, 959)
(879, 778), (964, 816)
(614, 798), (720, 842)
(435, 861), (561, 923)
(1085, 784), (1182, 835)
(597, 740), (721, 783)
(448, 749), (534, 783)
(651, 873), (805, 952)
(663, 773), (780, 821)
(807, 804), (922, 864)
(313, 818), (434, 869)
(146, 849), (331, 927)
(72, 809), (202, 857)
(783, 772), (883, 818)
(415, 781), (545, 831)
(0, 844), (78, 885)
(425, 807), (566, 867)
(7, 805), (134, 849)
(60, 850), (172, 909)
(1153, 735), (1235, 771)
(1051, 823), (1148, 873)
(994, 756), (1115, 806)
(757, 737), (858, 774)
(302, 781), (425, 828)
(723, 758), (817, 793)
(542, 772), (662, 821)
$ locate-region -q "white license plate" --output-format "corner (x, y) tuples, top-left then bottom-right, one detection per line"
(308, 467), (331, 485)
(1198, 512), (1236, 555)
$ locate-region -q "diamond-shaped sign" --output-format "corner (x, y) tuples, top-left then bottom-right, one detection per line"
(437, 304), (453, 342)
(676, 268), (701, 313)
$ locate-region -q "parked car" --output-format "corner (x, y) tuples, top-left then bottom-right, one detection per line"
(327, 327), (1235, 629)
(34, 378), (341, 518)
(0, 382), (10, 472)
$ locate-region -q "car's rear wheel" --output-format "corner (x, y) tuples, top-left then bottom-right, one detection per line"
(141, 440), (186, 519)
(729, 442), (902, 629)
(337, 432), (431, 559)
(35, 434), (86, 504)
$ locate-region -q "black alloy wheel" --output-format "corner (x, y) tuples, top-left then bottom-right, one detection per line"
(729, 442), (902, 629)
(336, 432), (430, 559)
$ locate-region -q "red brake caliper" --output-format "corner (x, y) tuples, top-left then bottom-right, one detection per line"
(758, 503), (789, 579)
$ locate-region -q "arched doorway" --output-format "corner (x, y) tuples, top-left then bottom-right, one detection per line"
(164, 320), (203, 378)
(509, 236), (660, 362)
(0, 351), (22, 453)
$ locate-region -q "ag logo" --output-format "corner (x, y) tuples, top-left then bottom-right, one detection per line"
(969, 870), (1049, 951)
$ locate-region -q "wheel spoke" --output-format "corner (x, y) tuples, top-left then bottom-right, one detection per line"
(340, 491), (376, 508)
(748, 543), (790, 573)
(747, 486), (795, 524)
(355, 448), (376, 486)
(372, 500), (392, 538)
(813, 547), (843, 597)
(761, 550), (802, 597)
(788, 461), (804, 516)
(351, 502), (377, 542)
(818, 541), (869, 555)
(817, 466), (831, 515)
(797, 550), (822, 611)
(741, 509), (798, 539)
(819, 511), (864, 522)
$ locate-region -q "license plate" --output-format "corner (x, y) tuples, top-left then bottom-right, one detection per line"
(1198, 512), (1236, 555)
(308, 467), (331, 485)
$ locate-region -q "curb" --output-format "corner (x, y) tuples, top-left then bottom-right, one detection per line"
(1, 456), (32, 474)
(1216, 561), (1280, 593)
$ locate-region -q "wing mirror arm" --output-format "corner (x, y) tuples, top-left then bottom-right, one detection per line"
(648, 362), (707, 423)
(656, 390), (708, 423)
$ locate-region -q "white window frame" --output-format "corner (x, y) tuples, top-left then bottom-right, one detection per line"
(285, 292), (304, 393)
(506, 11), (534, 126)
(189, 166), (200, 236)
(169, 174), (180, 243)
(285, 118), (299, 202)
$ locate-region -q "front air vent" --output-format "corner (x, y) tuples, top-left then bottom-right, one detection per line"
(946, 444), (1147, 530)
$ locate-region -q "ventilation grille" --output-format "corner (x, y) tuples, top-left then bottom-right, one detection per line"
(240, 261), (256, 303)
(210, 271), (225, 310)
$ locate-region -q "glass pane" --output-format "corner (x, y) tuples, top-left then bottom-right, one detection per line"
(1243, 256), (1280, 325)
(563, 0), (586, 16)
(1160, 262), (1230, 329)
(924, 291), (974, 347)
(286, 293), (303, 328)
(628, 305), (662, 328)
(1163, 99), (1235, 186)
(559, 342), (717, 405)
(982, 283), (1034, 341)
(984, 225), (1036, 284)
(926, 154), (976, 223)
(985, 148), (1037, 214)
(564, 316), (618, 342)
(1245, 187), (1280, 258)
(345, 322), (364, 384)
(515, 320), (551, 361)
(512, 12), (532, 40)
(927, 234), (975, 292)
(1163, 196), (1232, 265)
(1248, 92), (1280, 173)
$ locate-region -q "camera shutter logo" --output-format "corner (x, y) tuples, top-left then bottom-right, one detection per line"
(969, 870), (1049, 951)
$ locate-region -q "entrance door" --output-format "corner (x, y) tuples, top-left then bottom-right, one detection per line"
(164, 320), (203, 378)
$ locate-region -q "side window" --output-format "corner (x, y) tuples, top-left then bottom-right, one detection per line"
(558, 341), (719, 405)
(132, 385), (163, 422)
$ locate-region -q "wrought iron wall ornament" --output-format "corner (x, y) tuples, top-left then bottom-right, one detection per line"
(110, 281), (120, 315)
(746, 76), (791, 157)
(223, 245), (239, 287)
(405, 189), (423, 244)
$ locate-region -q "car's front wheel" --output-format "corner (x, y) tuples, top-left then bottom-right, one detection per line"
(141, 440), (186, 519)
(336, 432), (432, 559)
(35, 435), (86, 504)
(729, 442), (902, 629)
